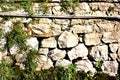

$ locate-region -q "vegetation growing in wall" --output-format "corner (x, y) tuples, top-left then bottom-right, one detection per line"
(6, 21), (27, 51)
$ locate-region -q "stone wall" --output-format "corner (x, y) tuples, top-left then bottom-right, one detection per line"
(0, 1), (120, 76)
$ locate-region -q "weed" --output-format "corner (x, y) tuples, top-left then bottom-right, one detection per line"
(6, 21), (27, 51)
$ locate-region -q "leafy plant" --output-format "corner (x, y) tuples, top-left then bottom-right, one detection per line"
(95, 61), (103, 71)
(6, 21), (27, 51)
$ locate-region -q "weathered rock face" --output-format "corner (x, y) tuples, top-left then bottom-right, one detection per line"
(89, 45), (108, 61)
(55, 59), (72, 68)
(84, 33), (101, 46)
(48, 48), (66, 61)
(26, 37), (39, 51)
(58, 31), (78, 48)
(75, 60), (96, 74)
(0, 38), (6, 50)
(41, 37), (57, 48)
(102, 32), (118, 43)
(109, 43), (118, 53)
(38, 48), (49, 55)
(9, 45), (20, 55)
(67, 43), (88, 61)
(71, 25), (93, 33)
(101, 61), (118, 76)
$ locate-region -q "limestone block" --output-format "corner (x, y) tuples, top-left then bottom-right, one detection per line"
(38, 48), (49, 55)
(109, 53), (117, 60)
(41, 37), (57, 48)
(9, 45), (20, 55)
(26, 37), (39, 51)
(53, 19), (70, 25)
(102, 32), (118, 43)
(0, 38), (6, 50)
(67, 43), (88, 61)
(15, 53), (26, 63)
(101, 61), (118, 76)
(55, 59), (72, 68)
(51, 23), (62, 36)
(90, 45), (108, 61)
(71, 25), (93, 33)
(58, 31), (78, 48)
(109, 43), (118, 53)
(49, 48), (66, 61)
(84, 33), (100, 46)
(75, 60), (96, 74)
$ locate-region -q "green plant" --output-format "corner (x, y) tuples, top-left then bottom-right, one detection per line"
(6, 21), (27, 51)
(95, 61), (103, 71)
(108, 6), (114, 13)
(0, 59), (15, 80)
(61, 0), (79, 14)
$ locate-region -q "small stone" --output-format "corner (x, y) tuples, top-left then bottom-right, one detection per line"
(71, 25), (93, 33)
(101, 61), (118, 76)
(102, 32), (117, 43)
(3, 56), (13, 64)
(55, 59), (72, 68)
(49, 48), (66, 61)
(58, 31), (78, 48)
(84, 33), (100, 46)
(26, 37), (39, 51)
(2, 21), (13, 33)
(75, 60), (96, 74)
(15, 63), (25, 70)
(91, 11), (106, 16)
(41, 37), (57, 48)
(67, 43), (88, 61)
(9, 45), (20, 55)
(90, 45), (108, 61)
(38, 18), (52, 24)
(0, 38), (6, 50)
(38, 48), (49, 55)
(15, 53), (26, 63)
(109, 43), (118, 53)
(53, 19), (70, 25)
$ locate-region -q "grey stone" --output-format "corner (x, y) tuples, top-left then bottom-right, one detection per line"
(90, 45), (108, 61)
(101, 61), (118, 76)
(109, 43), (118, 53)
(41, 37), (57, 48)
(26, 37), (39, 51)
(0, 38), (6, 50)
(55, 59), (72, 68)
(49, 48), (66, 61)
(58, 31), (78, 48)
(38, 48), (49, 55)
(67, 43), (88, 61)
(75, 60), (96, 74)
(84, 33), (101, 46)
(102, 32), (118, 43)
(15, 53), (26, 63)
(2, 21), (13, 33)
(71, 25), (93, 33)
(9, 45), (20, 55)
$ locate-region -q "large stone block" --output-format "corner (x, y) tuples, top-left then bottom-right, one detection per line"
(58, 31), (78, 48)
(67, 43), (88, 61)
(84, 33), (101, 46)
(41, 37), (57, 48)
(90, 45), (108, 61)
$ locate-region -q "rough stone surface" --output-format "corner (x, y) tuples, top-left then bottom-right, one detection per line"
(51, 23), (62, 36)
(0, 38), (6, 50)
(49, 48), (66, 61)
(9, 45), (20, 55)
(67, 43), (88, 61)
(109, 53), (118, 60)
(38, 48), (49, 55)
(102, 32), (118, 43)
(71, 25), (93, 33)
(109, 43), (118, 53)
(90, 45), (108, 61)
(58, 31), (78, 48)
(53, 19), (70, 25)
(26, 37), (39, 51)
(75, 60), (96, 74)
(101, 61), (118, 76)
(3, 56), (13, 64)
(55, 59), (72, 68)
(84, 33), (101, 46)
(41, 37), (57, 48)
(15, 53), (26, 63)
(36, 55), (53, 71)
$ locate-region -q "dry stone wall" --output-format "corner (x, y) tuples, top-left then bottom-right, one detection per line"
(0, 1), (120, 76)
